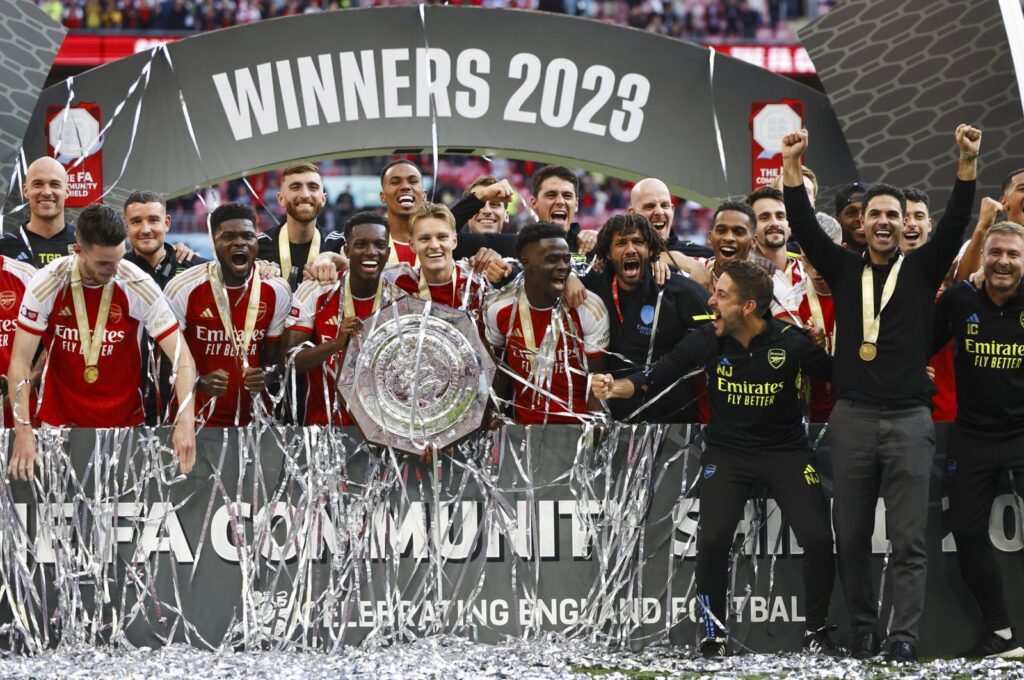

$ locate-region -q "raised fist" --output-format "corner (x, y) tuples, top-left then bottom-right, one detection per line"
(475, 179), (515, 203)
(781, 129), (809, 159)
(955, 124), (982, 156)
(979, 196), (1002, 227)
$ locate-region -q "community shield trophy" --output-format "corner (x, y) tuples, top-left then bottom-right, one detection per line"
(337, 295), (495, 453)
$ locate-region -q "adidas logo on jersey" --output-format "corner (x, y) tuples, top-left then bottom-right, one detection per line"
(57, 306), (72, 317)
(199, 308), (216, 319)
(324, 316), (339, 326)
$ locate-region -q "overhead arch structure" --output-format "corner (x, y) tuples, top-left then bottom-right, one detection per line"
(800, 0), (1024, 217)
(0, 0), (65, 198)
(19, 6), (857, 207)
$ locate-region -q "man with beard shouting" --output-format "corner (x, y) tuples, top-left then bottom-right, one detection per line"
(583, 213), (713, 422)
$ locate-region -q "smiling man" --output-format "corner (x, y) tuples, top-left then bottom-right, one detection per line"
(900, 188), (932, 252)
(999, 168), (1024, 227)
(591, 261), (840, 658)
(702, 201), (756, 287)
(0, 157), (77, 268)
(123, 191), (207, 289)
(257, 162), (345, 290)
(582, 213), (712, 422)
(629, 177), (712, 258)
(123, 190), (208, 424)
(528, 165), (598, 261)
(165, 202), (292, 427)
(389, 203), (488, 316)
(933, 222), (1024, 660)
(747, 186), (803, 319)
(284, 211), (405, 425)
(378, 159), (428, 265)
(7, 204), (196, 478)
(782, 125), (980, 663)
(484, 222), (608, 424)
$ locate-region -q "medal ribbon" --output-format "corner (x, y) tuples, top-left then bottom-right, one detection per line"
(208, 262), (261, 370)
(860, 255), (903, 351)
(517, 289), (560, 377)
(611, 276), (625, 324)
(70, 256), (115, 377)
(341, 272), (384, 320)
(279, 226), (320, 286)
(805, 284), (836, 355)
(418, 266), (458, 306)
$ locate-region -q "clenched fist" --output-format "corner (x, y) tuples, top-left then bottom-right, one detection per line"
(955, 124), (982, 156)
(781, 129), (808, 159)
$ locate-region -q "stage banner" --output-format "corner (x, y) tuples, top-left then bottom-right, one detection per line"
(46, 104), (104, 207)
(18, 7), (857, 209)
(750, 99), (804, 189)
(0, 424), (1020, 656)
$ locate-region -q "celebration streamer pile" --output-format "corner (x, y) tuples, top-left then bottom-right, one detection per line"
(0, 423), (718, 653)
(0, 423), (1021, 680)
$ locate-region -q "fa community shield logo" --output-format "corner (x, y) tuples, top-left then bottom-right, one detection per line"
(768, 348), (786, 369)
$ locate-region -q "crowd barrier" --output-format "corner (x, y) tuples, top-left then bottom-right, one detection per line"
(0, 423), (1020, 656)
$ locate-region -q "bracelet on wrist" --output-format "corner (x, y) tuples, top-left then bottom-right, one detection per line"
(960, 152), (978, 161)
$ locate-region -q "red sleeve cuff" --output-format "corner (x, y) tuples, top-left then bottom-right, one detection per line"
(154, 323), (179, 343)
(16, 321), (44, 336)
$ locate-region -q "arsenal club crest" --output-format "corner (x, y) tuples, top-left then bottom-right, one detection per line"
(108, 303), (123, 324)
(257, 301), (268, 322)
(768, 348), (786, 369)
(0, 291), (16, 312)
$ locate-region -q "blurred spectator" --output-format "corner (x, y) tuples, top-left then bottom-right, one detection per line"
(42, 0), (62, 22)
(101, 0), (123, 28)
(84, 0), (102, 27)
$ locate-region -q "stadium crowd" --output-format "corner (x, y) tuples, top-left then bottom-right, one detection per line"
(38, 0), (822, 44)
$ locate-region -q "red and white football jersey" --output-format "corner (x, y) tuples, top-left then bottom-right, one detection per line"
(484, 286), (609, 424)
(769, 257), (805, 320)
(0, 256), (38, 426)
(165, 266), (291, 427)
(18, 256), (178, 427)
(779, 285), (836, 422)
(386, 261), (489, 316)
(390, 239), (417, 266)
(286, 276), (404, 426)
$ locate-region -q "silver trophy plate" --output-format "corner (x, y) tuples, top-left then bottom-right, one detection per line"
(338, 295), (495, 453)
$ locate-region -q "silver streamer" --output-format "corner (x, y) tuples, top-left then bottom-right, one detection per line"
(0, 422), (1015, 679)
(0, 423), (814, 655)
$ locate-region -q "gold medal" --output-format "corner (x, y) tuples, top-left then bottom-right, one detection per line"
(70, 256), (115, 386)
(860, 256), (903, 362)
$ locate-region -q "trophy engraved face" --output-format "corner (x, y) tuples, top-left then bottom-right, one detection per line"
(339, 296), (495, 452)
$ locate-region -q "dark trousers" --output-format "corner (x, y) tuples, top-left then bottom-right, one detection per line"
(946, 425), (1024, 632)
(695, 446), (835, 637)
(829, 399), (933, 644)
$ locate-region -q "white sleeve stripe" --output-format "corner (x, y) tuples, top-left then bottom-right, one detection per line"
(164, 264), (208, 299)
